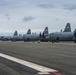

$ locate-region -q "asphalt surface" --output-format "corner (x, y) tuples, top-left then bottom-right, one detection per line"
(0, 41), (76, 75)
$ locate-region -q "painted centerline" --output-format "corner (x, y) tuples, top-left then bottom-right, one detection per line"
(0, 53), (58, 74)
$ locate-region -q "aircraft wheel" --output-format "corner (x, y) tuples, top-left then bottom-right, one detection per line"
(52, 41), (54, 43)
(57, 41), (59, 43)
(24, 40), (26, 42)
(74, 41), (76, 43)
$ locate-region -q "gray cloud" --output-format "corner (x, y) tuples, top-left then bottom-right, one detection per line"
(22, 16), (36, 22)
(37, 3), (55, 9)
(5, 14), (10, 21)
(63, 4), (76, 10)
(0, 0), (25, 9)
(5, 14), (9, 16)
(56, 18), (59, 21)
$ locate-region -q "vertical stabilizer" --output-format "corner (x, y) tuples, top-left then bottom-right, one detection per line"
(43, 27), (48, 35)
(63, 23), (71, 32)
(27, 29), (31, 34)
(40, 27), (49, 41)
(13, 31), (18, 36)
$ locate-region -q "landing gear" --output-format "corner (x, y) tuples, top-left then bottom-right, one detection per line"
(74, 41), (76, 43)
(24, 40), (26, 42)
(52, 41), (54, 43)
(56, 37), (59, 43)
(27, 38), (30, 42)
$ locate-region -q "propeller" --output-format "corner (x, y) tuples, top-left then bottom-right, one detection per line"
(39, 32), (42, 39)
(74, 29), (76, 38)
(74, 29), (76, 43)
(39, 32), (45, 42)
(42, 32), (45, 39)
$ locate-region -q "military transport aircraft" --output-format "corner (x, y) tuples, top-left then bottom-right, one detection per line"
(45, 23), (76, 43)
(23, 27), (48, 42)
(0, 29), (31, 41)
(0, 31), (18, 41)
(41, 23), (72, 42)
(11, 29), (31, 41)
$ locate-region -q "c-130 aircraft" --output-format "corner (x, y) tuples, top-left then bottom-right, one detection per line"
(45, 23), (76, 43)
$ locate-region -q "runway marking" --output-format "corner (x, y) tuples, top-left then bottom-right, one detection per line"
(52, 72), (62, 75)
(54, 43), (76, 46)
(38, 72), (50, 74)
(0, 53), (62, 75)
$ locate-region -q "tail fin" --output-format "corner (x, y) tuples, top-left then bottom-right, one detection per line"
(63, 23), (71, 32)
(27, 29), (31, 34)
(13, 31), (18, 36)
(43, 27), (48, 35)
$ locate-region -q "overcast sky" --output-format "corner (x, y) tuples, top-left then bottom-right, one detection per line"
(0, 0), (76, 35)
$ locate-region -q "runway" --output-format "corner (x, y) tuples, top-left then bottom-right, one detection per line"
(0, 41), (76, 75)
